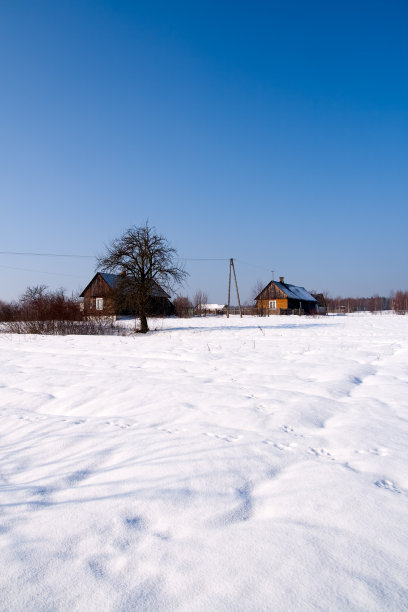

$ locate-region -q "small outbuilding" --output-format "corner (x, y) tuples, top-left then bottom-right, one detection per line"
(80, 272), (174, 317)
(255, 277), (318, 315)
(310, 293), (327, 315)
(194, 303), (227, 316)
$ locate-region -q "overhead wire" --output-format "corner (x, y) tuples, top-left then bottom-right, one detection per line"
(0, 252), (231, 262)
(0, 264), (85, 278)
(0, 251), (95, 258)
(235, 259), (274, 275)
(180, 258), (229, 262)
(0, 251), (271, 280)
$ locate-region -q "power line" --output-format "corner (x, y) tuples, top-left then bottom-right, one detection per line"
(0, 264), (85, 278)
(181, 258), (229, 262)
(0, 251), (230, 262)
(0, 251), (95, 258)
(236, 259), (273, 274)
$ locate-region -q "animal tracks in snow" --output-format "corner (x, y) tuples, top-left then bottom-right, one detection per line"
(374, 479), (403, 495)
(356, 447), (389, 457)
(10, 410), (141, 432)
(281, 424), (304, 438)
(125, 515), (148, 531)
(202, 431), (242, 443)
(308, 447), (335, 460)
(276, 441), (298, 451)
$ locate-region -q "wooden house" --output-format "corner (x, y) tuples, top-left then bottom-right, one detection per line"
(80, 272), (174, 317)
(255, 277), (318, 315)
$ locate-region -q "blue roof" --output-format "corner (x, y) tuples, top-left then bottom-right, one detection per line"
(80, 272), (171, 298)
(99, 273), (119, 288)
(256, 281), (317, 303)
(99, 273), (171, 298)
(273, 282), (317, 302)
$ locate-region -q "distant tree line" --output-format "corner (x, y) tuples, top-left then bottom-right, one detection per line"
(324, 291), (408, 314)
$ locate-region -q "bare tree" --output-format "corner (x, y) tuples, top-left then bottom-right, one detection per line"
(193, 290), (208, 316)
(251, 280), (265, 303)
(97, 224), (187, 333)
(251, 280), (265, 316)
(392, 290), (408, 313)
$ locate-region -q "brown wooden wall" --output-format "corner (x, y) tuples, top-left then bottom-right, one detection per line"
(257, 298), (288, 310)
(82, 276), (113, 299)
(258, 283), (286, 300)
(82, 276), (115, 315)
(83, 296), (115, 315)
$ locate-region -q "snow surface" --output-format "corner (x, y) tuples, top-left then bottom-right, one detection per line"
(1, 314), (407, 611)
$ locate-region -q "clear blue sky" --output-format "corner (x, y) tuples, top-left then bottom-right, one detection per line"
(1, 0), (407, 303)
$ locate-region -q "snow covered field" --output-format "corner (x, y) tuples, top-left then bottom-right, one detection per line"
(1, 314), (407, 611)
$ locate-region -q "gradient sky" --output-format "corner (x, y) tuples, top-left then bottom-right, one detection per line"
(1, 0), (407, 303)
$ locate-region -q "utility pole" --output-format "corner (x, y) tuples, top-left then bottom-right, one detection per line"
(226, 258), (242, 318)
(227, 259), (232, 317)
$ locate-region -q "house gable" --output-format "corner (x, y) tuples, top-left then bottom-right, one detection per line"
(79, 273), (116, 298)
(255, 281), (287, 301)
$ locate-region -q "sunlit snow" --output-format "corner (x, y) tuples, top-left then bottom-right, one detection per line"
(1, 314), (407, 610)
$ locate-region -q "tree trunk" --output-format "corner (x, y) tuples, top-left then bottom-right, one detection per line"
(139, 313), (149, 333)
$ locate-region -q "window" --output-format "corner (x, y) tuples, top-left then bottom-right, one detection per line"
(269, 300), (277, 309)
(96, 298), (104, 311)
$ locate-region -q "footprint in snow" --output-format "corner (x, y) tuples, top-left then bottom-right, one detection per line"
(281, 425), (303, 438)
(203, 432), (241, 442)
(274, 442), (298, 451)
(104, 420), (135, 429)
(308, 447), (335, 460)
(375, 479), (401, 494)
(88, 558), (105, 580)
(356, 447), (388, 457)
(125, 516), (148, 531)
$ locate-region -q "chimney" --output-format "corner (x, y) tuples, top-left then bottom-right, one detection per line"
(279, 276), (285, 284)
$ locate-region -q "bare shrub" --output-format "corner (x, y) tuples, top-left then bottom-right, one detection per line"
(173, 296), (192, 318)
(4, 317), (119, 336)
(16, 286), (82, 323)
(0, 286), (121, 335)
(0, 300), (18, 322)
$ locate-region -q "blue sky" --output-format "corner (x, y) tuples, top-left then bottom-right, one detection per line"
(1, 0), (407, 303)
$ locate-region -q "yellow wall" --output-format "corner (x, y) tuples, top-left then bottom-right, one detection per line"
(257, 298), (288, 310)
